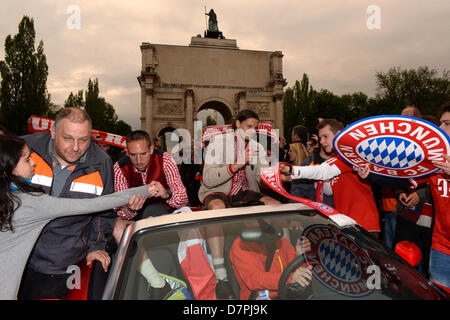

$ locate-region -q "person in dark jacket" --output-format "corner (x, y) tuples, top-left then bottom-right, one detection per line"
(18, 107), (117, 300)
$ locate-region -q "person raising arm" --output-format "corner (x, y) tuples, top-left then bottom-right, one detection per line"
(0, 135), (154, 300)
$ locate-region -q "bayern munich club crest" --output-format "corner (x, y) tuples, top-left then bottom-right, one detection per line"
(333, 115), (450, 178)
(303, 224), (373, 298)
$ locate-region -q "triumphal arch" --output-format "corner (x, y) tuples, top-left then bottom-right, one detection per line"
(138, 13), (286, 140)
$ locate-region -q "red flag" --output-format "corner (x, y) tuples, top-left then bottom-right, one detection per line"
(177, 228), (216, 300)
(27, 115), (126, 148)
(260, 162), (357, 227)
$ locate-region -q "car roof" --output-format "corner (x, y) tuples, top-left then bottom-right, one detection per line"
(133, 202), (315, 234)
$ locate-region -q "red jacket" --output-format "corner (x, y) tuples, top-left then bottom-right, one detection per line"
(230, 237), (297, 299)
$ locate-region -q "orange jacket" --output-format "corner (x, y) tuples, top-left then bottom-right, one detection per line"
(230, 237), (297, 299)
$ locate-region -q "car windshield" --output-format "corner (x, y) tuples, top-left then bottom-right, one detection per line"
(114, 209), (444, 300)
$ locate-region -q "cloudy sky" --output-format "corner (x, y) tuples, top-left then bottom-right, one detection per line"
(1, 0), (449, 129)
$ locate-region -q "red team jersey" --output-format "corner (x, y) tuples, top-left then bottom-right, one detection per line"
(326, 156), (380, 232)
(414, 172), (450, 255)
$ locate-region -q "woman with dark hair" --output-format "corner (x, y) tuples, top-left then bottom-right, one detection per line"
(231, 109), (259, 130)
(0, 135), (151, 299)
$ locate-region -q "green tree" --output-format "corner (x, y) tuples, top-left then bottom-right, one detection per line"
(283, 66), (449, 140)
(0, 91), (3, 124)
(206, 115), (217, 126)
(283, 73), (316, 139)
(284, 74), (372, 136)
(283, 86), (295, 137)
(375, 66), (450, 116)
(0, 16), (50, 135)
(115, 120), (132, 137)
(45, 101), (62, 119)
(64, 90), (84, 109)
(64, 78), (132, 135)
(84, 79), (119, 133)
(336, 92), (369, 125)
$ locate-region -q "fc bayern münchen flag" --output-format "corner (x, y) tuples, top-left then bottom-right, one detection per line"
(333, 115), (450, 178)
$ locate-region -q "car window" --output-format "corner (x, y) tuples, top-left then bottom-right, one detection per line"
(114, 210), (445, 300)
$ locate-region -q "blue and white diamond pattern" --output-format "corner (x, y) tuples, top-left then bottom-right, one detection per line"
(356, 137), (424, 169)
(319, 239), (361, 281)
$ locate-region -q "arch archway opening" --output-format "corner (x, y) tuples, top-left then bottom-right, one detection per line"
(156, 126), (176, 152)
(198, 101), (233, 128)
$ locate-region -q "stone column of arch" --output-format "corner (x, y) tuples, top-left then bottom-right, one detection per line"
(236, 91), (247, 112)
(185, 89), (195, 137)
(145, 88), (154, 139)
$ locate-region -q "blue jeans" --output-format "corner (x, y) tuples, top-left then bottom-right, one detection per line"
(384, 211), (396, 249)
(429, 248), (450, 289)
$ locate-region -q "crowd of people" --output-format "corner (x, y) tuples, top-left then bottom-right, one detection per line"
(0, 104), (449, 300)
(278, 104), (450, 293)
